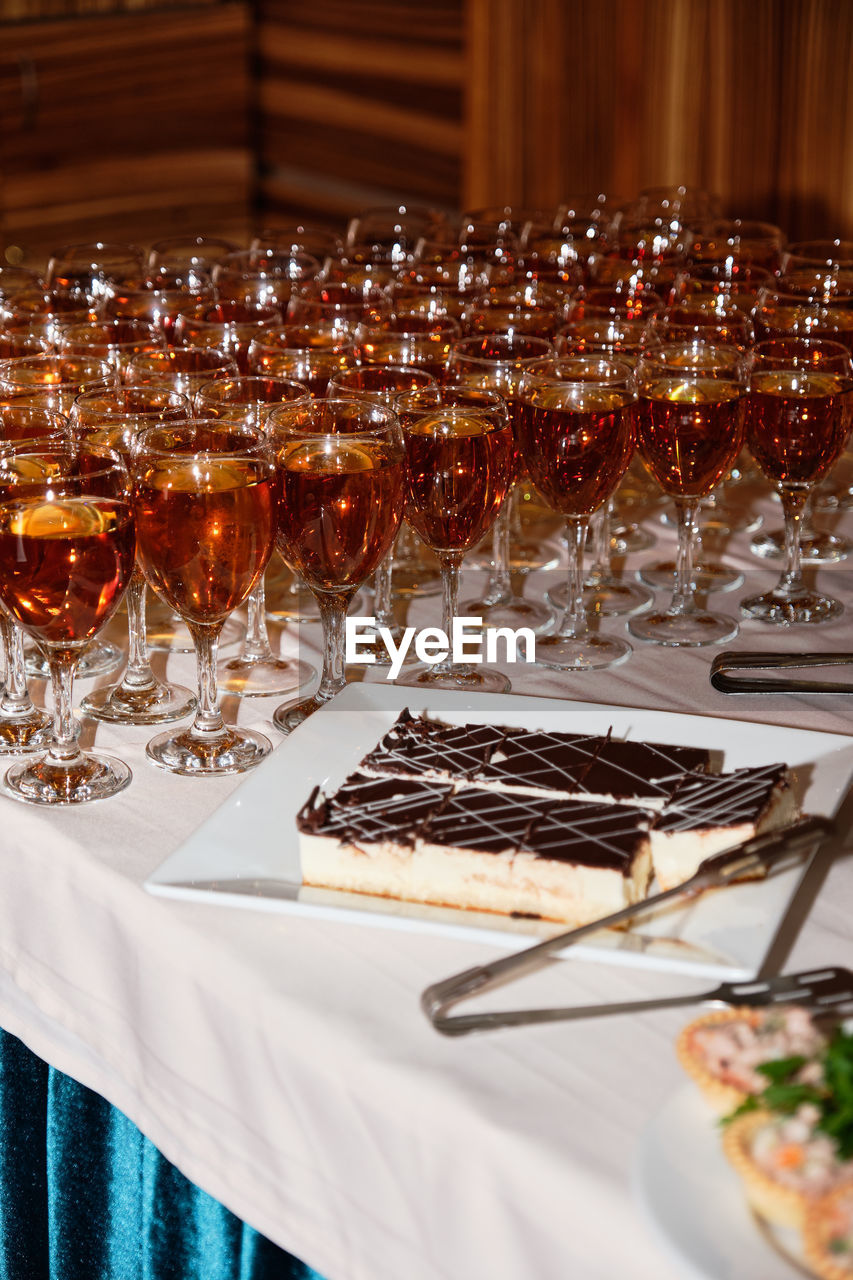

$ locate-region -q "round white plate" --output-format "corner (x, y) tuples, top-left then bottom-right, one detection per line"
(634, 1085), (812, 1279)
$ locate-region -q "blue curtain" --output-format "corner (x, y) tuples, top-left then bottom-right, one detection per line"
(0, 1027), (326, 1280)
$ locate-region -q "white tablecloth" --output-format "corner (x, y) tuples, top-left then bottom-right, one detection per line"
(2, 490), (853, 1280)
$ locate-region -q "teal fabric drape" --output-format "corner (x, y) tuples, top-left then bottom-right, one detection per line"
(0, 1027), (326, 1280)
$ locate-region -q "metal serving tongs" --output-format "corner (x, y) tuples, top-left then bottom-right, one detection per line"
(421, 816), (834, 1036)
(711, 650), (853, 694)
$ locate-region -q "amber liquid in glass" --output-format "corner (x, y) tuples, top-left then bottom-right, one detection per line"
(747, 370), (853, 484)
(134, 457), (278, 622)
(637, 379), (745, 496)
(517, 386), (635, 516)
(403, 412), (513, 550)
(277, 440), (404, 590)
(0, 496), (135, 644)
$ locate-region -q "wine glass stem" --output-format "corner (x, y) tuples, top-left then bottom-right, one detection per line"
(121, 567), (157, 690)
(485, 503), (512, 603)
(0, 614), (37, 716)
(45, 649), (83, 766)
(555, 518), (590, 640)
(373, 539), (395, 628)
(672, 497), (700, 617)
(316, 591), (353, 702)
(436, 550), (464, 676)
(241, 582), (274, 661)
(187, 621), (226, 737)
(589, 501), (613, 582)
(779, 485), (808, 593)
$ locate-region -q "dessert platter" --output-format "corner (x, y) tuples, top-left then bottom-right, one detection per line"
(147, 682), (853, 979)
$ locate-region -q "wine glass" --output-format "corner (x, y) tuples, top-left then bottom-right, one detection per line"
(132, 423), (277, 775)
(741, 338), (853, 624)
(148, 235), (239, 286)
(553, 320), (655, 615)
(0, 446), (135, 803)
(174, 301), (281, 374)
(45, 242), (145, 305)
(58, 318), (166, 374)
(447, 332), (554, 632)
(194, 376), (316, 698)
(0, 356), (123, 678)
(628, 343), (747, 646)
(0, 407), (69, 754)
(247, 324), (358, 397)
(395, 387), (514, 691)
(251, 224), (343, 260)
(125, 347), (240, 399)
(516, 357), (636, 670)
(69, 387), (198, 724)
(212, 249), (321, 312)
(326, 364), (438, 650)
(103, 277), (215, 345)
(267, 399), (405, 733)
(286, 280), (391, 335)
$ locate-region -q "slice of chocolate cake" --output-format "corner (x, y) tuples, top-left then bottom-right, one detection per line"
(297, 771), (652, 925)
(650, 764), (798, 890)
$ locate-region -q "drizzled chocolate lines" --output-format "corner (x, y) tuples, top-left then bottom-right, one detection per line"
(655, 764), (789, 833)
(297, 774), (453, 846)
(422, 788), (651, 871)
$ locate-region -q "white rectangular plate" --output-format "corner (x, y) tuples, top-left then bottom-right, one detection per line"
(146, 684), (853, 978)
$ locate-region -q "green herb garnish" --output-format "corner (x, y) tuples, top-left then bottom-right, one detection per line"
(722, 1026), (853, 1162)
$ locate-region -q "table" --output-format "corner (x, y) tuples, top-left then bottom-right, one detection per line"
(2, 486), (853, 1280)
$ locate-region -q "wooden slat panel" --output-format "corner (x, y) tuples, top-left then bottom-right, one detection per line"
(0, 5), (252, 262)
(464, 0), (853, 240)
(256, 0), (463, 230)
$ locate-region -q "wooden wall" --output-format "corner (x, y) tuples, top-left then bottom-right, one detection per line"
(257, 0), (853, 242)
(0, 0), (850, 261)
(254, 0), (464, 228)
(0, 3), (252, 264)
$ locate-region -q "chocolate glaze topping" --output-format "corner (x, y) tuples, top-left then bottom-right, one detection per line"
(577, 738), (711, 803)
(299, 768), (651, 873)
(297, 774), (452, 847)
(422, 789), (651, 869)
(654, 764), (789, 833)
(359, 710), (507, 781)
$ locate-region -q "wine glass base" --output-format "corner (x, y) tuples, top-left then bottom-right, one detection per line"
(628, 609), (739, 647)
(0, 707), (53, 755)
(348, 625), (420, 669)
(273, 692), (329, 735)
(146, 725), (272, 776)
(460, 593), (553, 634)
(80, 678), (197, 725)
(26, 641), (124, 681)
(740, 591), (843, 626)
(638, 559), (744, 593)
(610, 522), (655, 554)
(534, 632), (632, 672)
(3, 749), (132, 805)
(548, 578), (653, 617)
(390, 565), (442, 598)
(146, 609), (243, 653)
(393, 663), (511, 692)
(216, 655), (316, 698)
(506, 537), (561, 574)
(750, 528), (851, 564)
